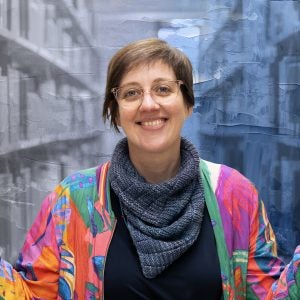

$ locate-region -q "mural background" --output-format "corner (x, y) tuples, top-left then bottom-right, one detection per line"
(0, 0), (299, 263)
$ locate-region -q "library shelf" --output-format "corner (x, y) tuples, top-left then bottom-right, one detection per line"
(0, 130), (103, 156)
(47, 0), (99, 57)
(0, 28), (100, 95)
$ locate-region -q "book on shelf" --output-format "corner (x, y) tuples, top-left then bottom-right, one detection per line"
(26, 90), (46, 141)
(84, 94), (95, 130)
(75, 1), (91, 34)
(15, 166), (33, 226)
(0, 65), (9, 149)
(30, 157), (60, 199)
(70, 86), (83, 131)
(7, 64), (20, 144)
(69, 85), (77, 129)
(63, 0), (74, 10)
(57, 18), (73, 66)
(19, 0), (29, 39)
(69, 0), (88, 12)
(72, 43), (92, 78)
(71, 42), (80, 74)
(81, 47), (92, 76)
(0, 169), (14, 262)
(47, 82), (74, 134)
(63, 30), (73, 69)
(39, 78), (56, 102)
(0, 170), (13, 261)
(39, 78), (68, 137)
(76, 0), (85, 11)
(44, 3), (59, 56)
(8, 0), (20, 35)
(0, 0), (7, 29)
(28, 0), (45, 47)
(56, 18), (65, 61)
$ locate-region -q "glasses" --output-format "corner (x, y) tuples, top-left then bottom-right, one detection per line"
(111, 80), (184, 109)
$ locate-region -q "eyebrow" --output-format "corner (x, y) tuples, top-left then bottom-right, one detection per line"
(119, 77), (176, 88)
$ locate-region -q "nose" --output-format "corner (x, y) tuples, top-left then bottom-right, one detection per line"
(139, 90), (160, 111)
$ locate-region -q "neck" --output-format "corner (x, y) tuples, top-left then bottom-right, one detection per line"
(128, 143), (181, 184)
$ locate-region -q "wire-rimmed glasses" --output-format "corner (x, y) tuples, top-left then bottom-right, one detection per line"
(111, 80), (184, 109)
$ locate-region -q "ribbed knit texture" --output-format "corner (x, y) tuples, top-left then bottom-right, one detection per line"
(108, 137), (205, 278)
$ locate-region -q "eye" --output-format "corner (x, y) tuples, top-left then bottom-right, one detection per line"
(153, 84), (173, 96)
(120, 88), (141, 101)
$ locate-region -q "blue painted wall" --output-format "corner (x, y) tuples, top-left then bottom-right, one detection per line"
(158, 1), (300, 261)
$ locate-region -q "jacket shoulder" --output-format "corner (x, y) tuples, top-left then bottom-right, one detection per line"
(201, 159), (256, 196)
(200, 159), (221, 193)
(59, 166), (99, 193)
(202, 160), (259, 257)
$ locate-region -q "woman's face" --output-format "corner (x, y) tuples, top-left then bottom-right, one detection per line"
(117, 60), (192, 157)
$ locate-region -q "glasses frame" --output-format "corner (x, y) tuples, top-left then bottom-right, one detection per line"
(111, 80), (184, 108)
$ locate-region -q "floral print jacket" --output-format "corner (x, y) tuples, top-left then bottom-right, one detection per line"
(0, 160), (299, 299)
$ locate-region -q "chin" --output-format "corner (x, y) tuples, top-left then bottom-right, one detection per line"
(128, 133), (180, 154)
(138, 138), (175, 154)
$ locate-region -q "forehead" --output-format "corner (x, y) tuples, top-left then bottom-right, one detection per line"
(120, 60), (176, 86)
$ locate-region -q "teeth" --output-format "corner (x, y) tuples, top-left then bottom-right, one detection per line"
(142, 119), (164, 126)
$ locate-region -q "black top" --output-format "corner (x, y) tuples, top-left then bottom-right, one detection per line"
(104, 189), (222, 300)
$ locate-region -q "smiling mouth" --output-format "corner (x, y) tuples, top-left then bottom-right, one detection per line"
(137, 118), (167, 127)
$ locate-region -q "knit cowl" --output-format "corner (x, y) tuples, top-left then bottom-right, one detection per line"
(108, 137), (205, 279)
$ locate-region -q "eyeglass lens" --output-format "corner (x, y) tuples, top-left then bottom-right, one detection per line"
(115, 80), (181, 107)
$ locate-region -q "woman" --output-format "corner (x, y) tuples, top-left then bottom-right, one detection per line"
(0, 38), (299, 299)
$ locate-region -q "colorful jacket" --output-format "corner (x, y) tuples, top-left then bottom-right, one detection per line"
(0, 160), (299, 299)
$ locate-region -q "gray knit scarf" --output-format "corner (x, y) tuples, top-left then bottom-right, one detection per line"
(108, 137), (205, 279)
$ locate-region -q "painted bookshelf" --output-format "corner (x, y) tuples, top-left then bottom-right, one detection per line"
(0, 0), (105, 262)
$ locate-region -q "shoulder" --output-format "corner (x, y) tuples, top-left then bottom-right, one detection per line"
(201, 159), (258, 205)
(48, 164), (109, 207)
(60, 166), (99, 192)
(41, 166), (99, 210)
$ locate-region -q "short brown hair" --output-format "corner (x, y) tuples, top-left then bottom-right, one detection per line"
(102, 38), (194, 131)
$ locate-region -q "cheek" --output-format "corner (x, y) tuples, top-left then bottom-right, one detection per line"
(175, 104), (191, 120)
(117, 109), (134, 126)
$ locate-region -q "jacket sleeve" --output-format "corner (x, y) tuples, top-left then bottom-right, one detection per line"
(0, 190), (61, 300)
(270, 245), (300, 299)
(246, 192), (300, 299)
